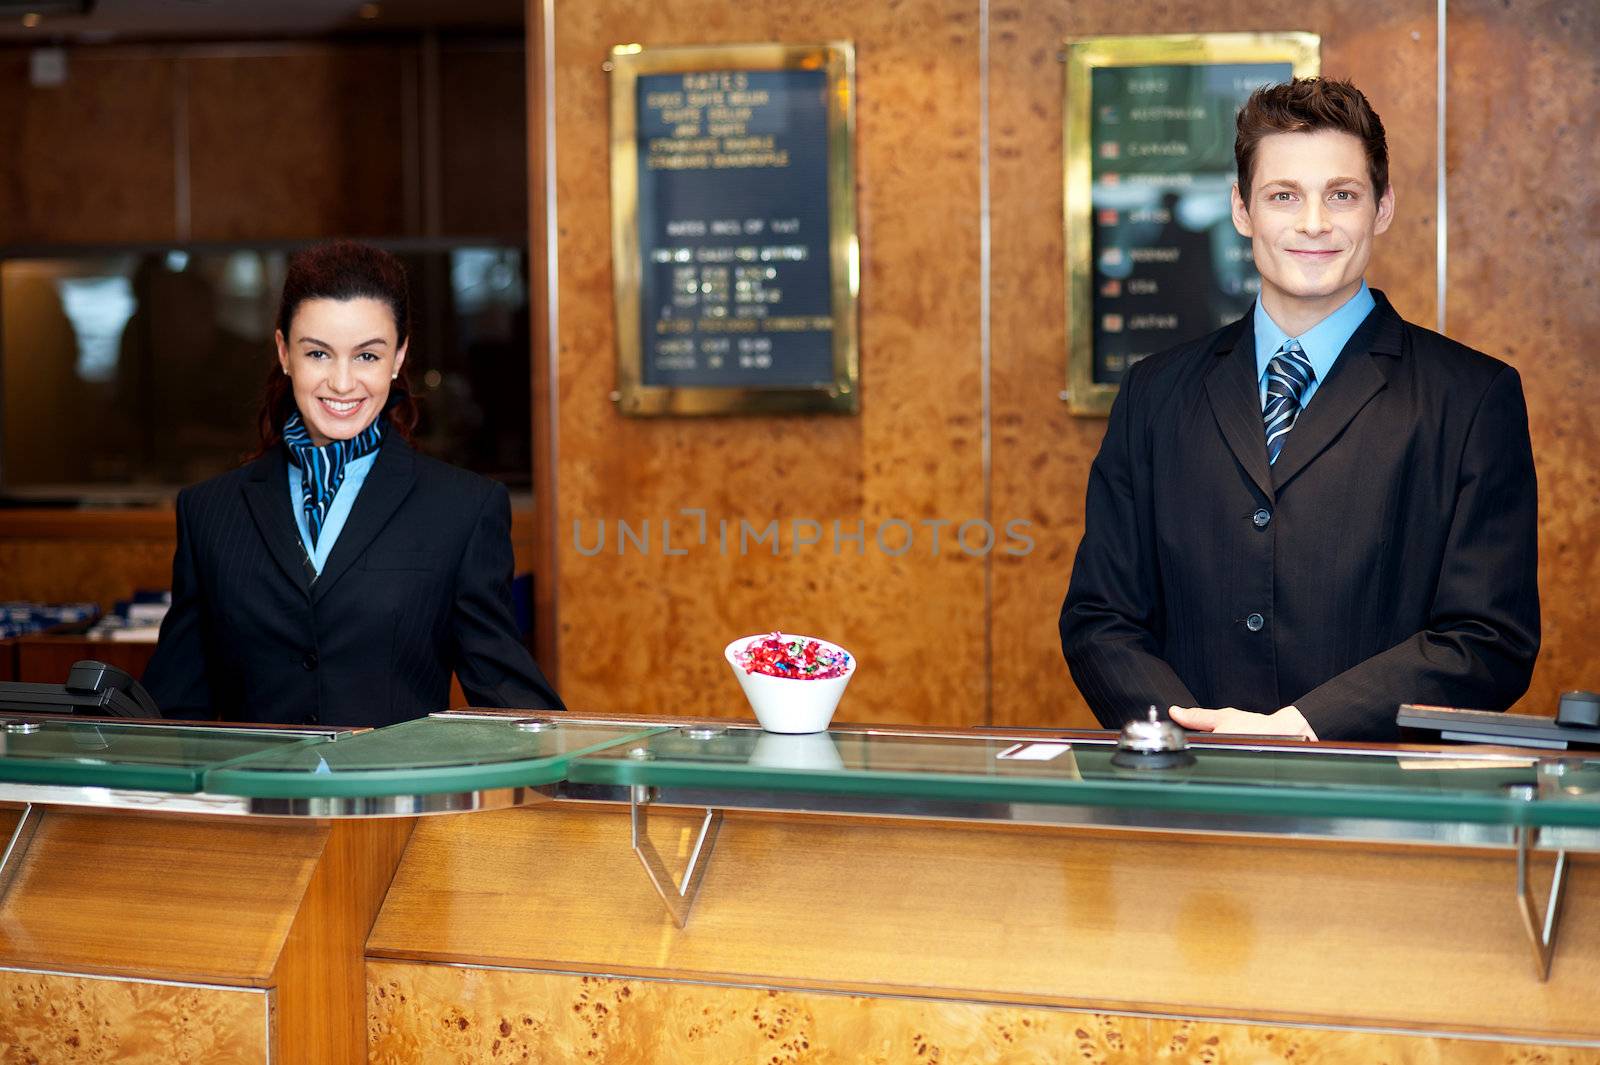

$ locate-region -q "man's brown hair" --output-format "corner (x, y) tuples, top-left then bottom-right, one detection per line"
(1234, 77), (1389, 204)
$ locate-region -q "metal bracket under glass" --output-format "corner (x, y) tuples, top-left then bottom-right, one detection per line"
(0, 802), (38, 900)
(629, 782), (722, 928)
(1515, 824), (1569, 982)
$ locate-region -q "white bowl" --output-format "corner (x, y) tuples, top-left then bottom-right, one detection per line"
(724, 632), (856, 734)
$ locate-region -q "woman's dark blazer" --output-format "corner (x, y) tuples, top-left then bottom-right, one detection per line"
(143, 431), (564, 727)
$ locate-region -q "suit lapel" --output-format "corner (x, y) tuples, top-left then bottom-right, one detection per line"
(1203, 315), (1275, 501)
(311, 431), (417, 604)
(242, 448), (313, 597)
(1269, 295), (1403, 492)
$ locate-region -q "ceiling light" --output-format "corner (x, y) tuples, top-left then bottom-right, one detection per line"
(21, 12), (41, 26)
(357, 2), (380, 18)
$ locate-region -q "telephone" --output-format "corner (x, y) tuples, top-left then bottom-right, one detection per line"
(0, 659), (162, 718)
(63, 660), (162, 717)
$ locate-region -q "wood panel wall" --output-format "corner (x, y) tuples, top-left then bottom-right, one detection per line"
(1445, 0), (1600, 723)
(0, 970), (271, 1064)
(184, 48), (411, 240)
(545, 0), (988, 724)
(0, 39), (525, 246)
(0, 52), (179, 244)
(0, 512), (175, 610)
(537, 0), (1599, 727)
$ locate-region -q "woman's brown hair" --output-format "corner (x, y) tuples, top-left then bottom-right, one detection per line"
(255, 240), (420, 453)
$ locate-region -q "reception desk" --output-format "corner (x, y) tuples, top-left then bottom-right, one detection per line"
(1, 711), (1597, 1063)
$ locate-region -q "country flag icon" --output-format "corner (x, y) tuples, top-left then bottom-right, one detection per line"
(1100, 172), (1120, 186)
(1098, 105), (1120, 124)
(1102, 314), (1124, 333)
(1100, 279), (1122, 298)
(1099, 141), (1120, 160)
(1099, 247), (1125, 269)
(1097, 208), (1119, 226)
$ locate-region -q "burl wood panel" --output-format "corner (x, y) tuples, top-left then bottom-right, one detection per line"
(0, 809), (324, 985)
(988, 0), (1443, 728)
(365, 962), (1600, 1063)
(368, 805), (1600, 1040)
(546, 0), (989, 725)
(0, 52), (178, 244)
(185, 48), (409, 240)
(1150, 1019), (1600, 1063)
(0, 969), (269, 1064)
(1445, 2), (1600, 719)
(367, 961), (1134, 1064)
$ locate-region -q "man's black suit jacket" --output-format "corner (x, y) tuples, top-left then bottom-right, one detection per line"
(144, 431), (564, 727)
(1060, 291), (1539, 741)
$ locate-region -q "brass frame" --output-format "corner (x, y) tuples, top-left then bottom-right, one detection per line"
(1062, 33), (1320, 416)
(608, 42), (859, 416)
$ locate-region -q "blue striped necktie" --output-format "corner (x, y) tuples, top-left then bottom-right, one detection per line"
(282, 411), (385, 547)
(1263, 338), (1315, 465)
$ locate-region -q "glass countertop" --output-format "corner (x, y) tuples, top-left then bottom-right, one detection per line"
(2, 715), (1595, 829)
(203, 718), (666, 799)
(566, 726), (1600, 829)
(0, 720), (327, 792)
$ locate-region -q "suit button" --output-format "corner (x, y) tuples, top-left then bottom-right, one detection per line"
(1252, 508), (1272, 528)
(302, 652), (319, 671)
(1245, 613), (1265, 632)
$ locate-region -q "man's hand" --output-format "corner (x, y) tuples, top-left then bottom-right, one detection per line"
(1168, 704), (1318, 741)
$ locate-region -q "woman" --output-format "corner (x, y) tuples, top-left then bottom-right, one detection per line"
(143, 241), (563, 726)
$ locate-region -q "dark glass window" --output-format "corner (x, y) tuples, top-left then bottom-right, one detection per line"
(0, 242), (531, 501)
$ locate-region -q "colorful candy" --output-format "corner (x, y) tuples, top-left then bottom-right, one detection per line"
(736, 632), (851, 681)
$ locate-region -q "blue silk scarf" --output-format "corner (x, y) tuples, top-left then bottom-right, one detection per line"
(281, 410), (385, 547)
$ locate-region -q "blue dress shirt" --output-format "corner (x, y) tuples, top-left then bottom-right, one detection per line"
(287, 449), (379, 576)
(1254, 281), (1376, 411)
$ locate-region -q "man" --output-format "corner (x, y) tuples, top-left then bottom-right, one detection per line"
(1060, 77), (1538, 742)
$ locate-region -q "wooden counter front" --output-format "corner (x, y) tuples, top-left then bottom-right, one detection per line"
(0, 806), (412, 1064)
(366, 803), (1600, 1062)
(2, 800), (1594, 1061)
